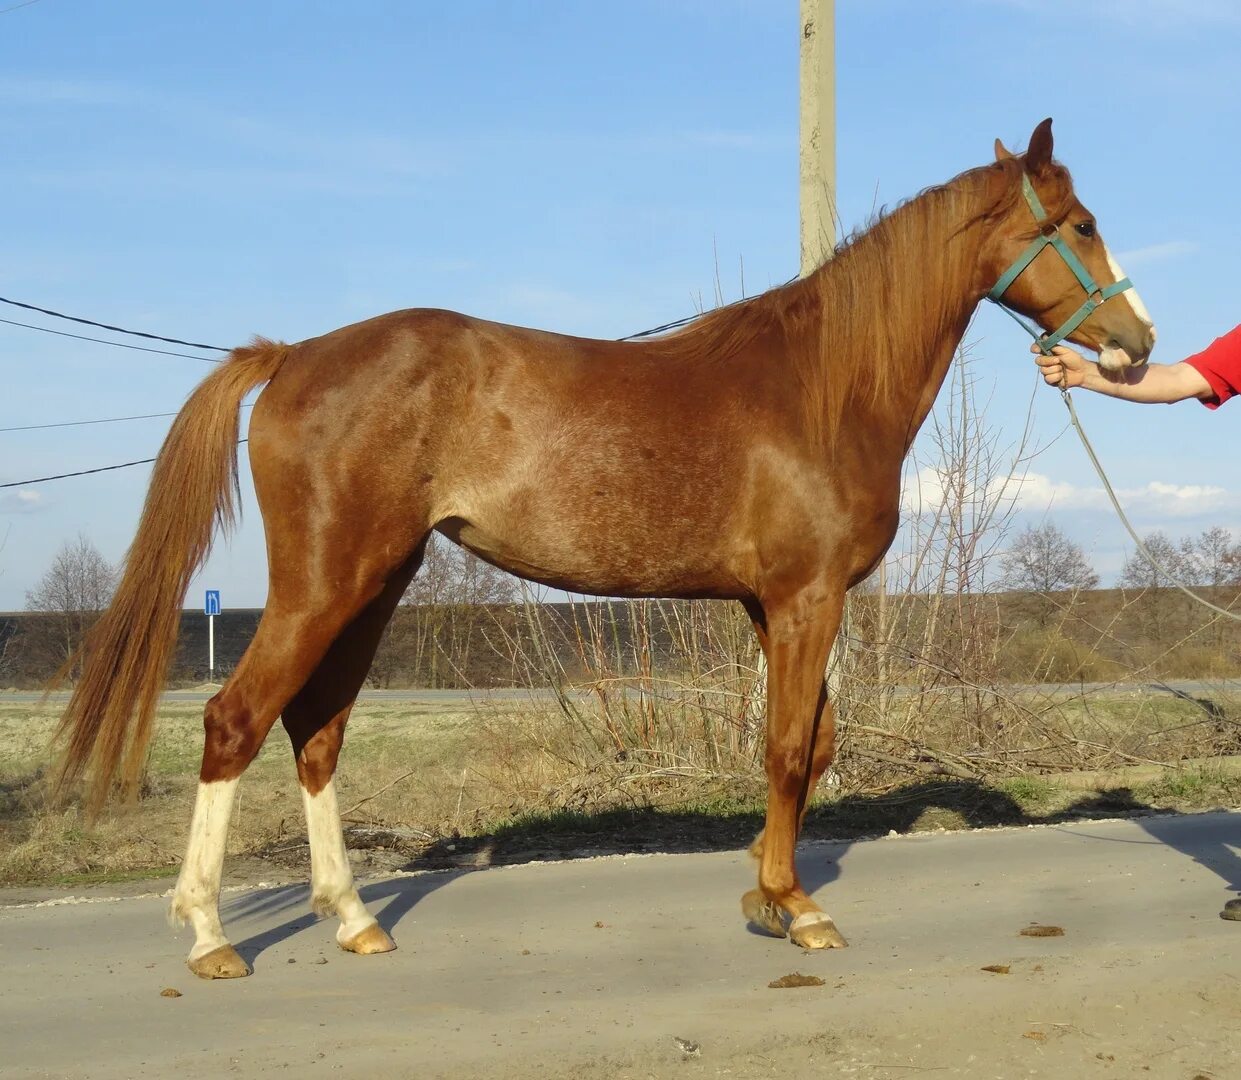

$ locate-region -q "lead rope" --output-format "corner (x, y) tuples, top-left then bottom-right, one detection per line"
(990, 299), (1241, 623)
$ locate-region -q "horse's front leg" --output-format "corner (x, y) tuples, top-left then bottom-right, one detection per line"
(742, 584), (848, 950)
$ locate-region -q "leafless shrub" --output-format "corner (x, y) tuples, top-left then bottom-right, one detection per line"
(469, 587), (768, 815)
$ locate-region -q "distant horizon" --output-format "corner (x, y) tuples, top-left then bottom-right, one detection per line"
(6, 578), (1241, 621)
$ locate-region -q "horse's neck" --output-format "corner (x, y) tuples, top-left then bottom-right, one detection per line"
(814, 195), (988, 457)
(894, 310), (978, 451)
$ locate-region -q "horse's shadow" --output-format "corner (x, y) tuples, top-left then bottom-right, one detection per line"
(225, 779), (1240, 968)
(225, 868), (469, 969)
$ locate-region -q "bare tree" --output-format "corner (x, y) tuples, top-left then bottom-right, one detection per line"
(21, 533), (117, 678)
(996, 522), (1098, 632)
(1118, 531), (1187, 591)
(1121, 527), (1241, 648)
(1001, 523), (1099, 595)
(1178, 526), (1241, 588)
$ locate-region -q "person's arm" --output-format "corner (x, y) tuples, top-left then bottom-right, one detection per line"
(1033, 344), (1213, 404)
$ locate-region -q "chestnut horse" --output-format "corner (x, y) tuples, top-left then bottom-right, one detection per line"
(56, 119), (1154, 978)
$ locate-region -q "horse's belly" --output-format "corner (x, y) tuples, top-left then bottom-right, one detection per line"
(439, 511), (746, 600)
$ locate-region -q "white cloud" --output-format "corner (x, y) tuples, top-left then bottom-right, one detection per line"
(901, 466), (950, 514)
(901, 466), (1232, 521)
(0, 489), (44, 514)
(901, 463), (1035, 515)
(1010, 472), (1230, 518)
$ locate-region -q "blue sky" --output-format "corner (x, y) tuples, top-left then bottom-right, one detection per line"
(1, 0), (1238, 610)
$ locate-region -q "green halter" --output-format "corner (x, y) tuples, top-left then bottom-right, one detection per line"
(987, 174), (1134, 355)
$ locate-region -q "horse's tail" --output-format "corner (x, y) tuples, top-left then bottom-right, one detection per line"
(54, 337), (291, 813)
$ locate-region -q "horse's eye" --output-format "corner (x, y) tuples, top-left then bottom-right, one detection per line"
(1074, 221), (1096, 239)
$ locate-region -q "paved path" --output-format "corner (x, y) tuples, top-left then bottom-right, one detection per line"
(5, 812), (1241, 1078)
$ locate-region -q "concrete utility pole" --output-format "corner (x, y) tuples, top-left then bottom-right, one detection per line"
(799, 0), (836, 276)
(799, 0), (849, 716)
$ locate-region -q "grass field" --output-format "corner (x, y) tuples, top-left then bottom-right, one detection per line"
(1, 690), (1239, 889)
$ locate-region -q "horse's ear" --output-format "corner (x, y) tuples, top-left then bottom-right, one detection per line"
(1026, 118), (1054, 175)
(994, 138), (1013, 162)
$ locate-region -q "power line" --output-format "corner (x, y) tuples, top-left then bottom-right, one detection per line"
(1, 300), (728, 488)
(617, 277), (795, 340)
(618, 312), (703, 339)
(0, 0), (46, 13)
(1, 440), (249, 489)
(1, 455), (158, 488)
(0, 411), (175, 433)
(0, 295), (229, 352)
(0, 403), (255, 433)
(0, 315), (223, 362)
(3, 286), (732, 355)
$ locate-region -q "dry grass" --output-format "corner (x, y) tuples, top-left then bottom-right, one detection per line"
(2, 683), (1240, 889)
(0, 699), (485, 886)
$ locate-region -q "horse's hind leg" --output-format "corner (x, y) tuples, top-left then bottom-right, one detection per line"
(171, 552), (419, 979)
(281, 554), (421, 956)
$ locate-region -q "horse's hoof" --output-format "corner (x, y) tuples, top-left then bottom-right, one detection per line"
(742, 889), (787, 938)
(188, 944), (251, 980)
(789, 912), (848, 950)
(339, 923), (397, 955)
(1221, 898), (1241, 922)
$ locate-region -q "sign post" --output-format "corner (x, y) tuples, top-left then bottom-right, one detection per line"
(204, 590), (221, 679)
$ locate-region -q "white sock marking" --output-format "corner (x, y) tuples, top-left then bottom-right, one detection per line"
(790, 911), (835, 932)
(170, 778), (239, 960)
(302, 778), (377, 943)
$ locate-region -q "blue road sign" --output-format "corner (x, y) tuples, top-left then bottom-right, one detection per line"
(205, 590), (221, 616)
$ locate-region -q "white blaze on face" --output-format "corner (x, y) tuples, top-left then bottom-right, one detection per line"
(1097, 245), (1156, 372)
(1104, 245), (1155, 331)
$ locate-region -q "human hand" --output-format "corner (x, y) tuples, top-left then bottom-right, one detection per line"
(1032, 343), (1089, 389)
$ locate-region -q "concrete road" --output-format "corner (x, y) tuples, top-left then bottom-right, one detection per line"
(4, 813), (1241, 1079)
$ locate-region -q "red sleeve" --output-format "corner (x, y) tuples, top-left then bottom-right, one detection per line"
(1183, 323), (1241, 410)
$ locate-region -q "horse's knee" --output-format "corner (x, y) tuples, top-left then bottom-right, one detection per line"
(765, 748), (809, 798)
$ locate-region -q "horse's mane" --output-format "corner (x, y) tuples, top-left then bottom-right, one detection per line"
(649, 153), (1074, 444)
